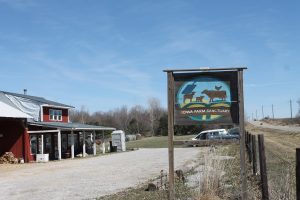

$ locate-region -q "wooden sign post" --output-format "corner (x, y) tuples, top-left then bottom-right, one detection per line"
(164, 67), (247, 200)
(167, 71), (175, 200)
(238, 69), (247, 199)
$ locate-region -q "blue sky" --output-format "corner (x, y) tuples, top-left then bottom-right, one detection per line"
(0, 0), (299, 118)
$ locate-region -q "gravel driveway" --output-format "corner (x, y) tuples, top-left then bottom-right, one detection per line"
(248, 120), (300, 132)
(0, 148), (200, 200)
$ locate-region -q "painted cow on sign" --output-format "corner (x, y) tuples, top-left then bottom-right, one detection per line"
(201, 89), (227, 102)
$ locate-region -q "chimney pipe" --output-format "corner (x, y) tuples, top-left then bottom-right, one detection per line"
(23, 89), (27, 95)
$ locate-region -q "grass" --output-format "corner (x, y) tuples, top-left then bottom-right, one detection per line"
(126, 135), (196, 149)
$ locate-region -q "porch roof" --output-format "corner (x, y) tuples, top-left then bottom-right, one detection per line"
(28, 121), (116, 131)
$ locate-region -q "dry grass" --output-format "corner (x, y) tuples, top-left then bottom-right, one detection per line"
(195, 152), (225, 199)
(98, 145), (244, 200)
(246, 123), (298, 200)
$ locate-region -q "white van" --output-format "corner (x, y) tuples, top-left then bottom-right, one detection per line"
(192, 129), (228, 140)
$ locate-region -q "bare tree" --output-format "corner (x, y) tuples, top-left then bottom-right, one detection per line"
(148, 97), (164, 136)
(297, 99), (300, 118)
(69, 99), (167, 136)
(113, 105), (130, 131)
(69, 105), (90, 124)
(129, 105), (150, 134)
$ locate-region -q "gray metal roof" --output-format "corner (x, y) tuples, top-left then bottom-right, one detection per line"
(0, 91), (74, 108)
(28, 121), (116, 131)
(0, 101), (32, 118)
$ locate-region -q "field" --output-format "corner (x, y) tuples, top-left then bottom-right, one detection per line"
(126, 135), (196, 149)
(246, 122), (300, 199)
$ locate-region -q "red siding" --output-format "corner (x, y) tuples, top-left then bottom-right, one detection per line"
(43, 107), (69, 123)
(0, 119), (25, 159)
(24, 128), (33, 162)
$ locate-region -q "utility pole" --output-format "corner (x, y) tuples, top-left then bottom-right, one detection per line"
(290, 99), (293, 119)
(272, 104), (274, 119)
(262, 105), (264, 119)
(256, 109), (258, 120)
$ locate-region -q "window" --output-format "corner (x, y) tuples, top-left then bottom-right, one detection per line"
(49, 109), (62, 121)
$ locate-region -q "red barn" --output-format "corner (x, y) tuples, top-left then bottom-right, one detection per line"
(0, 91), (115, 162)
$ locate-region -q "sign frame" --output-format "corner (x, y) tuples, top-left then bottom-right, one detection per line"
(164, 67), (247, 200)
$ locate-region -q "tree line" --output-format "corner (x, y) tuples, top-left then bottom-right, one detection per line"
(298, 99), (300, 117)
(70, 97), (205, 136)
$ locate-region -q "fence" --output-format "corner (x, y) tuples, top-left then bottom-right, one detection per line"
(245, 131), (296, 200)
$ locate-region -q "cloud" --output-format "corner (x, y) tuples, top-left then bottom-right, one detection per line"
(25, 50), (156, 101)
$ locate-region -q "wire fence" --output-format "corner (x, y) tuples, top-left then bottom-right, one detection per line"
(265, 147), (295, 200)
(245, 131), (297, 200)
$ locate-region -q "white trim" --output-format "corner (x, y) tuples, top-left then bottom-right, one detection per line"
(40, 105), (44, 122)
(68, 109), (70, 123)
(72, 127), (116, 131)
(41, 104), (73, 109)
(28, 130), (59, 134)
(71, 130), (74, 159)
(83, 131), (86, 157)
(28, 122), (116, 131)
(49, 109), (63, 122)
(93, 131), (96, 156)
(58, 129), (62, 160)
(41, 134), (44, 154)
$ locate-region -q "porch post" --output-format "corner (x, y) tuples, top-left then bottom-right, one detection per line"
(93, 131), (96, 156)
(83, 131), (86, 157)
(41, 134), (44, 154)
(71, 130), (74, 159)
(58, 129), (62, 160)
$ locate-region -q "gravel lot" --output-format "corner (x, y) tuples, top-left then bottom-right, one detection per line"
(0, 148), (200, 200)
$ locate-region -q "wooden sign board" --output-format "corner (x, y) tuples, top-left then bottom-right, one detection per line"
(164, 67), (247, 200)
(174, 71), (239, 125)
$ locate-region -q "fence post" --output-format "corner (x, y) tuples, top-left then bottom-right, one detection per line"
(252, 134), (257, 175)
(258, 134), (269, 200)
(249, 133), (252, 163)
(296, 148), (300, 200)
(245, 131), (248, 147)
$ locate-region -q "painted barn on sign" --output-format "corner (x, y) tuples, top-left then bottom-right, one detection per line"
(0, 91), (115, 162)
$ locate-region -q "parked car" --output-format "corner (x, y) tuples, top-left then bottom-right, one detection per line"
(226, 127), (240, 139)
(192, 129), (228, 140)
(192, 128), (240, 140)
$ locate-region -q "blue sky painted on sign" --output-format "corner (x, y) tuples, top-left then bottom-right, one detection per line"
(176, 78), (231, 105)
(0, 0), (299, 118)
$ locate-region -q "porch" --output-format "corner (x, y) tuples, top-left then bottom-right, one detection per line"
(28, 121), (115, 161)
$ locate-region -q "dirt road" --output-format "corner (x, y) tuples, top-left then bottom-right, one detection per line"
(0, 148), (200, 200)
(248, 120), (300, 132)
(246, 121), (300, 160)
